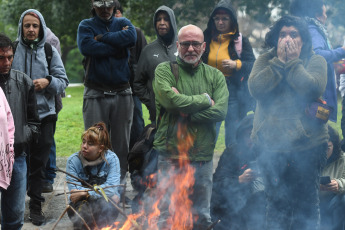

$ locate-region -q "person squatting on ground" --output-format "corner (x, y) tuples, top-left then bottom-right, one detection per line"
(0, 33), (40, 230)
(248, 15), (328, 230)
(202, 0), (256, 147)
(134, 5), (178, 123)
(77, 0), (136, 183)
(152, 24), (229, 229)
(319, 125), (345, 230)
(113, 0), (147, 151)
(211, 114), (266, 230)
(290, 0), (345, 123)
(66, 122), (121, 230)
(11, 9), (69, 226)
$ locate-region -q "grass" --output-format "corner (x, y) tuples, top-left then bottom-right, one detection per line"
(56, 85), (340, 157)
(56, 86), (226, 157)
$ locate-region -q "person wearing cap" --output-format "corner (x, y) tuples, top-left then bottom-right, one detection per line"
(133, 5), (178, 123)
(11, 9), (69, 226)
(77, 0), (136, 185)
(202, 0), (256, 148)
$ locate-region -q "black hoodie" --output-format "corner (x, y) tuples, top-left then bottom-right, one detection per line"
(134, 6), (178, 122)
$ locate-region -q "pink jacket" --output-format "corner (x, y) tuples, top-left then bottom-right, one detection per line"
(0, 87), (15, 190)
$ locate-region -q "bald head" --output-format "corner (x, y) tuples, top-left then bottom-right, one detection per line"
(177, 24), (205, 67)
(178, 24), (204, 42)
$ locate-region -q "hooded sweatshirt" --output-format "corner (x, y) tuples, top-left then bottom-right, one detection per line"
(12, 9), (69, 120)
(0, 87), (15, 190)
(202, 0), (255, 86)
(134, 6), (178, 121)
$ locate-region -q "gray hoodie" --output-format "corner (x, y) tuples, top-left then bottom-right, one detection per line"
(12, 9), (69, 120)
(133, 6), (178, 121)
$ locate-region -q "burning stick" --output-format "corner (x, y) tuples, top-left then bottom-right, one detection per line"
(205, 219), (221, 230)
(55, 168), (142, 230)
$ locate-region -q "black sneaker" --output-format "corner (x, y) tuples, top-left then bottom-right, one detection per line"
(29, 200), (46, 226)
(42, 182), (53, 193)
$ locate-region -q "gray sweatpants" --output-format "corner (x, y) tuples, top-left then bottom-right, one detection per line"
(83, 88), (134, 179)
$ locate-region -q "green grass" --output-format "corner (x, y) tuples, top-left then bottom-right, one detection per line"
(58, 86), (344, 157)
(55, 86), (226, 157)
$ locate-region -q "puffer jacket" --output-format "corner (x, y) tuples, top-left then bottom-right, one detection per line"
(12, 9), (69, 120)
(153, 57), (229, 161)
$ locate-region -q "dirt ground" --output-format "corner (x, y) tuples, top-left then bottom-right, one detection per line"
(13, 154), (221, 230)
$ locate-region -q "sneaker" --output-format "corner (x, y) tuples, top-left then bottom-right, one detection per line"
(42, 182), (53, 193)
(29, 200), (46, 226)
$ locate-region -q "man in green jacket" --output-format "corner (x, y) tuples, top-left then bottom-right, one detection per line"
(152, 24), (229, 229)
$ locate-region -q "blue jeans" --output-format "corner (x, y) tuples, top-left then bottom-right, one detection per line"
(215, 80), (242, 147)
(45, 121), (57, 184)
(129, 95), (145, 150)
(157, 154), (213, 229)
(320, 194), (345, 230)
(1, 155), (27, 230)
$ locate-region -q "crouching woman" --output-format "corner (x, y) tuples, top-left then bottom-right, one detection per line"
(66, 122), (120, 229)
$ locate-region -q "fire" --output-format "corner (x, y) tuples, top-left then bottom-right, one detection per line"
(101, 120), (196, 230)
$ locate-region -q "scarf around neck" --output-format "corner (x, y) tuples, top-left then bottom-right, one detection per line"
(304, 17), (331, 49)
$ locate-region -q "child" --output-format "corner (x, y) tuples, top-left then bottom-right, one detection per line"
(66, 122), (120, 229)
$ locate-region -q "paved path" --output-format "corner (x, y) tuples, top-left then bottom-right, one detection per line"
(6, 154), (220, 230)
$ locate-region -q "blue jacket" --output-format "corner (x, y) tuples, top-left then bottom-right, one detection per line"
(77, 14), (136, 91)
(66, 150), (121, 200)
(309, 24), (345, 122)
(12, 9), (69, 120)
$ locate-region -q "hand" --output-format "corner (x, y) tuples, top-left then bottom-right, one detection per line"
(320, 179), (339, 192)
(222, 59), (236, 71)
(33, 78), (49, 91)
(70, 189), (88, 204)
(122, 26), (129, 30)
(277, 39), (287, 63)
(172, 87), (179, 94)
(239, 168), (255, 184)
(285, 38), (301, 62)
(112, 194), (120, 203)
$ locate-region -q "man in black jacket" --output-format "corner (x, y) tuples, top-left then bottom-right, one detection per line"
(0, 33), (40, 230)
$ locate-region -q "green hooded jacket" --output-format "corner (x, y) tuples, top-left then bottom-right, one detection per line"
(153, 57), (229, 161)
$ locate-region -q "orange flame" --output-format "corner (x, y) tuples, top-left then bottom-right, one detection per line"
(101, 120), (196, 230)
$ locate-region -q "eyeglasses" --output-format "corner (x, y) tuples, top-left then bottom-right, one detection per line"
(179, 41), (203, 50)
(213, 16), (230, 23)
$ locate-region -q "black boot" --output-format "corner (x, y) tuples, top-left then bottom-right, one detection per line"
(29, 199), (46, 226)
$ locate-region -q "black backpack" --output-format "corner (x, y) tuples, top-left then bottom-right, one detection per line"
(128, 61), (179, 191)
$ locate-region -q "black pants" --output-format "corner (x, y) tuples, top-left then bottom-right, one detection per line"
(67, 198), (119, 229)
(27, 116), (56, 203)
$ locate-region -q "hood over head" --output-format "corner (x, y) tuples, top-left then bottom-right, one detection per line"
(204, 0), (239, 40)
(153, 5), (177, 46)
(17, 9), (47, 47)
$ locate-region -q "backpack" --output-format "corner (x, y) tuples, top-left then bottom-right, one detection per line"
(128, 61), (179, 191)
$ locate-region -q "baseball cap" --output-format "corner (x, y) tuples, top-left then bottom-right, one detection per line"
(93, 0), (115, 8)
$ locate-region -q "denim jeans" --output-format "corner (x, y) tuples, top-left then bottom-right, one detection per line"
(320, 194), (345, 230)
(157, 154), (213, 230)
(44, 138), (56, 184)
(1, 155), (27, 230)
(215, 79), (243, 147)
(258, 143), (327, 230)
(129, 95), (145, 150)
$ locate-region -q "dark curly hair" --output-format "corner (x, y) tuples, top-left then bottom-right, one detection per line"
(0, 33), (13, 50)
(264, 15), (312, 57)
(289, 0), (324, 19)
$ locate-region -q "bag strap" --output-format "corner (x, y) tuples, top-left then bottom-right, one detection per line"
(157, 61), (180, 128)
(13, 41), (53, 75)
(170, 61), (179, 84)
